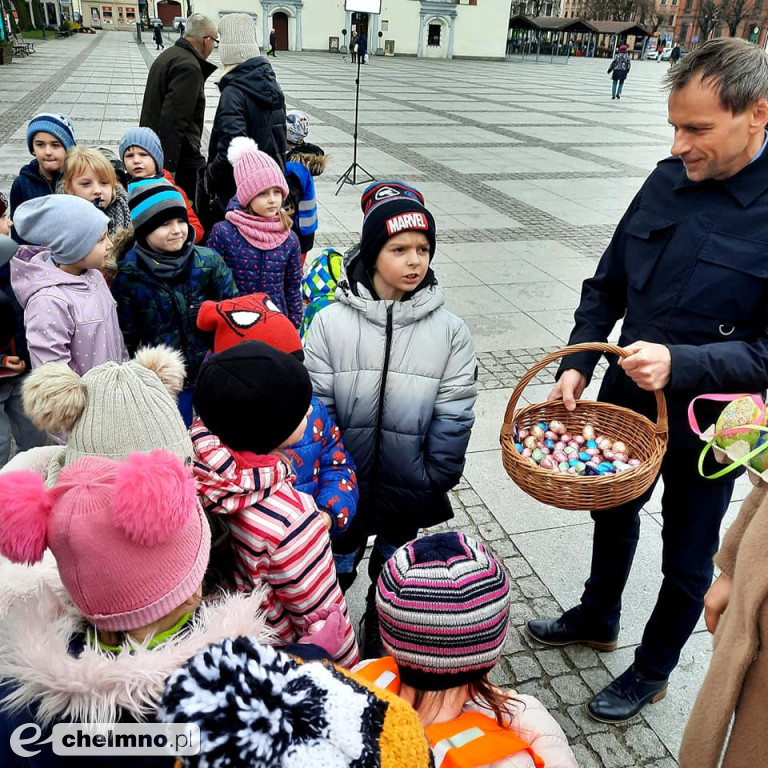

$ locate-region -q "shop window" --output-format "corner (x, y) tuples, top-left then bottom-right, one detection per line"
(428, 23), (441, 45)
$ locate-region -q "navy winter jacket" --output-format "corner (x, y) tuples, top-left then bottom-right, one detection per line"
(9, 161), (60, 244)
(206, 199), (302, 329)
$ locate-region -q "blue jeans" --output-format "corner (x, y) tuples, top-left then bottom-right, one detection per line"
(612, 78), (625, 97)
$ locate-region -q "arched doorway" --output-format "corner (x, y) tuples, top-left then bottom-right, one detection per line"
(424, 17), (448, 58)
(273, 12), (288, 50)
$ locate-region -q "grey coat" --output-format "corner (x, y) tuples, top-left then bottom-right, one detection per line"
(304, 264), (477, 535)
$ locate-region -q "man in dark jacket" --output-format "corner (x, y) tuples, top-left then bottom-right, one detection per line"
(527, 38), (768, 724)
(140, 13), (218, 203)
(204, 13), (287, 227)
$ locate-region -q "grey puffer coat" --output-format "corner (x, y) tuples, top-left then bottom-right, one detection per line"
(304, 261), (477, 535)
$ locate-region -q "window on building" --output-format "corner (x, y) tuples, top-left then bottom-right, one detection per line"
(428, 23), (441, 45)
(469, 0), (477, 5)
(545, 2), (553, 12)
(660, 0), (666, 6)
(685, 0), (692, 9)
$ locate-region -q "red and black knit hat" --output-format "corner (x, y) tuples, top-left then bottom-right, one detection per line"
(376, 532), (511, 691)
(359, 181), (436, 270)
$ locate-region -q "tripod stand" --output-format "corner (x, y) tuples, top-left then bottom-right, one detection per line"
(336, 47), (375, 195)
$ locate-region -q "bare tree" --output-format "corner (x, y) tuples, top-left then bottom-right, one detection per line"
(697, 0), (724, 37)
(721, 0), (753, 34)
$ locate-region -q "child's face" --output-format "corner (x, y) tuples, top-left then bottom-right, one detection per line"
(123, 146), (157, 178)
(373, 231), (431, 301)
(31, 132), (67, 179)
(68, 169), (113, 210)
(247, 187), (284, 218)
(79, 227), (113, 271)
(279, 405), (313, 448)
(0, 215), (12, 237)
(145, 218), (189, 253)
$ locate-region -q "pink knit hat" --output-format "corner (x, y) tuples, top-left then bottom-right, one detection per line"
(0, 450), (210, 631)
(228, 136), (288, 208)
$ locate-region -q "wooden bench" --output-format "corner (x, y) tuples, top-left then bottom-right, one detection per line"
(12, 34), (35, 55)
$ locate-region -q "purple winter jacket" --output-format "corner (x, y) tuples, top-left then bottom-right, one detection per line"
(11, 246), (128, 375)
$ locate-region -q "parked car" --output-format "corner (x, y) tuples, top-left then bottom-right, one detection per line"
(173, 16), (187, 31)
(149, 17), (163, 26)
(660, 47), (673, 61)
(646, 48), (658, 60)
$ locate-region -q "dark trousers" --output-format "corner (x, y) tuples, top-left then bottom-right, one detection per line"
(173, 149), (205, 206)
(580, 425), (734, 681)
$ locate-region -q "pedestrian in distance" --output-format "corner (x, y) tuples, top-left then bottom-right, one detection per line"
(355, 531), (579, 768)
(608, 44), (631, 99)
(153, 21), (164, 50)
(268, 27), (277, 56)
(206, 138), (302, 328)
(303, 181), (478, 658)
(350, 30), (358, 63)
(670, 43), (681, 66)
(527, 37), (768, 725)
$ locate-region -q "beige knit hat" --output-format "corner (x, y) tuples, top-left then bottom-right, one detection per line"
(22, 346), (193, 485)
(219, 13), (261, 68)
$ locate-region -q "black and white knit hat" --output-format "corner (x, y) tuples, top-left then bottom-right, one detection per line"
(376, 532), (511, 691)
(160, 637), (435, 767)
(128, 178), (188, 241)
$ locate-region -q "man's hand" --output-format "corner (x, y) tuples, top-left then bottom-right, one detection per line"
(1, 356), (25, 374)
(548, 369), (587, 412)
(704, 573), (732, 634)
(619, 341), (671, 391)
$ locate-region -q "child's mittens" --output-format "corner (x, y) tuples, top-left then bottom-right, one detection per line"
(297, 606), (346, 659)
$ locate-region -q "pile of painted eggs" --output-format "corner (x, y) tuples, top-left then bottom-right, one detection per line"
(513, 420), (642, 476)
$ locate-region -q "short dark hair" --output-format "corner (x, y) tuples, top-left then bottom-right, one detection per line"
(664, 37), (768, 114)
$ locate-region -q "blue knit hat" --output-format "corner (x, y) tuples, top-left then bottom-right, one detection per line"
(119, 127), (164, 174)
(26, 113), (76, 154)
(14, 196), (108, 265)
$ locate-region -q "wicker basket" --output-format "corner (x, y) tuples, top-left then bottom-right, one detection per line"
(499, 342), (668, 511)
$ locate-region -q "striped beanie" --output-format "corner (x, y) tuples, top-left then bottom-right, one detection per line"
(128, 178), (187, 241)
(376, 532), (511, 691)
(26, 112), (76, 153)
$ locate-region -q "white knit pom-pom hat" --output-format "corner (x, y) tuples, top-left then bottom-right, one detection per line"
(227, 136), (288, 208)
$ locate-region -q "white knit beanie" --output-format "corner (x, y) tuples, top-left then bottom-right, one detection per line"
(219, 13), (261, 67)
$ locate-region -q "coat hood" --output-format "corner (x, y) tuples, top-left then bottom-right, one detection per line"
(19, 159), (59, 189)
(11, 246), (92, 308)
(0, 583), (274, 727)
(337, 250), (445, 328)
(218, 57), (286, 110)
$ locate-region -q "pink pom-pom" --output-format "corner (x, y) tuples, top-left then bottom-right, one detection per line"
(0, 471), (53, 564)
(112, 450), (197, 546)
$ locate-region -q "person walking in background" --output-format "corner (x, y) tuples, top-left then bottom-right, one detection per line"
(350, 31), (358, 63)
(670, 43), (681, 66)
(140, 13), (218, 204)
(608, 44), (631, 99)
(358, 32), (367, 63)
(153, 22), (164, 50)
(268, 27), (277, 57)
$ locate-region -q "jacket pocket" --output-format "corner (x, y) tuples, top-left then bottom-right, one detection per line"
(677, 233), (768, 329)
(623, 211), (678, 293)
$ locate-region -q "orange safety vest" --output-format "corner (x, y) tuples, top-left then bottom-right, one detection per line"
(355, 657), (545, 768)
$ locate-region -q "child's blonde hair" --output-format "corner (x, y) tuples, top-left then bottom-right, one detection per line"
(62, 147), (118, 196)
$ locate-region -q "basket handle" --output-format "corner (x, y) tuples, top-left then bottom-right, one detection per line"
(501, 342), (668, 436)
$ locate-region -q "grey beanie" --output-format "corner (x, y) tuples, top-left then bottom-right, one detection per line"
(219, 13), (261, 67)
(21, 346), (193, 487)
(0, 234), (18, 269)
(119, 127), (165, 173)
(13, 195), (108, 265)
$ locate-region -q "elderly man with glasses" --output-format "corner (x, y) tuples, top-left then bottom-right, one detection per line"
(140, 13), (219, 203)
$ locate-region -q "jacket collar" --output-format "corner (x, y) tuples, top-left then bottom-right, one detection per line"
(174, 37), (218, 80)
(0, 584), (274, 727)
(671, 137), (768, 207)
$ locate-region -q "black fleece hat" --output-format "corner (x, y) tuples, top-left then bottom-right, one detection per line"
(194, 341), (312, 453)
(358, 182), (436, 271)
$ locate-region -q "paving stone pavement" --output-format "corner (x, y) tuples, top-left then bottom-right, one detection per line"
(1, 31), (752, 766)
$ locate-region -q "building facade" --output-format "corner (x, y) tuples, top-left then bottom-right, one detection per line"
(191, 0), (512, 58)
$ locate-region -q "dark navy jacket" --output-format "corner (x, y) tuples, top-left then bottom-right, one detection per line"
(563, 150), (768, 463)
(9, 161), (60, 245)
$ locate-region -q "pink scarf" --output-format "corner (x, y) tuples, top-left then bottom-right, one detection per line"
(225, 208), (290, 250)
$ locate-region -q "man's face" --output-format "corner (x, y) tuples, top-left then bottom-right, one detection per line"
(668, 74), (768, 182)
(200, 27), (219, 59)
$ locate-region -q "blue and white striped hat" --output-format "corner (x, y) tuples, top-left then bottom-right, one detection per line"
(128, 178), (187, 240)
(26, 112), (76, 153)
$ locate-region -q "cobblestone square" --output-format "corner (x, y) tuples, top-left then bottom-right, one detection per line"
(1, 32), (752, 766)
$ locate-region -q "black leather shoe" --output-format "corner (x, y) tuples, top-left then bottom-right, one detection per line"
(526, 607), (618, 651)
(587, 666), (667, 723)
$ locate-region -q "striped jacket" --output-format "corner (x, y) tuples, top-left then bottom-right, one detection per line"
(190, 420), (359, 667)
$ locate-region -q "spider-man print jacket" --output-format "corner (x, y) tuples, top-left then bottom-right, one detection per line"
(283, 397), (358, 538)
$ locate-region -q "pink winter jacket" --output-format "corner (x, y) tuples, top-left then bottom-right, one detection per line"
(11, 246), (128, 374)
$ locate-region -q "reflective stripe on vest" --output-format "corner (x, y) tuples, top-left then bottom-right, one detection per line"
(355, 658), (545, 768)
